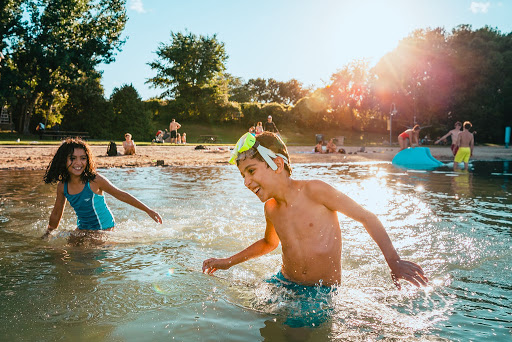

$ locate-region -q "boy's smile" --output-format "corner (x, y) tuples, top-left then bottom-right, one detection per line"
(238, 158), (276, 202)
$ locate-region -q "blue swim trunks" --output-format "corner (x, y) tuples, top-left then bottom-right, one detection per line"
(265, 271), (335, 328)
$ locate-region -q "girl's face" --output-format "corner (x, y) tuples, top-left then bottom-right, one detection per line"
(66, 148), (88, 178)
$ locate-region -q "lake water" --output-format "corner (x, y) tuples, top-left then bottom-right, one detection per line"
(0, 161), (511, 341)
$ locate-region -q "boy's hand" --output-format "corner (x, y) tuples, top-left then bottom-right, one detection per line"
(202, 258), (232, 275)
(147, 209), (162, 224)
(389, 259), (428, 290)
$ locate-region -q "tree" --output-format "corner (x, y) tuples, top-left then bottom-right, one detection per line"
(110, 84), (153, 140)
(60, 71), (113, 139)
(1, 0), (127, 133)
(147, 31), (228, 119)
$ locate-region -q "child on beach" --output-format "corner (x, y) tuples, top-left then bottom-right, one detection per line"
(398, 125), (421, 150)
(41, 138), (162, 244)
(435, 121), (462, 156)
(203, 132), (428, 289)
(453, 121), (474, 171)
(123, 133), (136, 155)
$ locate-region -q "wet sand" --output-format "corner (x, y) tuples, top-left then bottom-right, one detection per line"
(0, 144), (510, 170)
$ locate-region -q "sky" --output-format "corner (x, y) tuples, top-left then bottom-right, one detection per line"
(99, 0), (512, 100)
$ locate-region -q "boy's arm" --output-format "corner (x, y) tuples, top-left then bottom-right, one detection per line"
(435, 131), (451, 144)
(203, 208), (280, 275)
(310, 180), (428, 288)
(94, 174), (162, 224)
(42, 182), (66, 239)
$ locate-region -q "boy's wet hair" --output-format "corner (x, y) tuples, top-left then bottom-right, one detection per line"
(238, 132), (292, 175)
(463, 121), (472, 130)
(43, 138), (96, 184)
(455, 121), (462, 127)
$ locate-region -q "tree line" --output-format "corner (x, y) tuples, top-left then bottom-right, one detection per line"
(1, 1), (511, 143)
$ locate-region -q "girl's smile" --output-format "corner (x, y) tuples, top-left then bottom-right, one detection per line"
(66, 148), (88, 178)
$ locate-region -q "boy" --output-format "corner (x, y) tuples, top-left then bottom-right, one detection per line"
(202, 132), (428, 289)
(453, 121), (474, 171)
(435, 121), (462, 156)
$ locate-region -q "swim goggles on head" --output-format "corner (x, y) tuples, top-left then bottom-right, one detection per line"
(229, 133), (288, 171)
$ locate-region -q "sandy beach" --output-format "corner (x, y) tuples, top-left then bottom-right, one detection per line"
(0, 143), (510, 170)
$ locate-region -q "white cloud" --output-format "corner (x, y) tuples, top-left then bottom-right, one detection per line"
(470, 2), (491, 13)
(129, 0), (146, 13)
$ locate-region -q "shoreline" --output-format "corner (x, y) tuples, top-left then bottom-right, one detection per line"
(0, 144), (511, 170)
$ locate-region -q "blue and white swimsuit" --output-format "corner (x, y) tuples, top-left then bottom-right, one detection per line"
(64, 181), (115, 230)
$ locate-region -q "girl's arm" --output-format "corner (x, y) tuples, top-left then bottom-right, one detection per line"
(94, 174), (162, 224)
(310, 180), (428, 289)
(202, 203), (280, 275)
(42, 182), (67, 239)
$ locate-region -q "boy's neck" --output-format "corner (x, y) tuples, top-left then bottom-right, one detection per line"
(271, 177), (297, 205)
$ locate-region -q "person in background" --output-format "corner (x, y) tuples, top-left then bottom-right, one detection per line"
(314, 140), (324, 153)
(123, 133), (136, 155)
(255, 122), (264, 136)
(435, 121), (462, 156)
(326, 139), (337, 153)
(36, 122), (45, 139)
(169, 119), (181, 144)
(182, 133), (187, 144)
(453, 121), (474, 171)
(176, 133), (182, 144)
(264, 115), (279, 134)
(249, 126), (256, 135)
(398, 125), (421, 150)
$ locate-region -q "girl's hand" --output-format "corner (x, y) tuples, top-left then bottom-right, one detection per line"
(147, 209), (162, 224)
(202, 258), (232, 275)
(41, 229), (54, 240)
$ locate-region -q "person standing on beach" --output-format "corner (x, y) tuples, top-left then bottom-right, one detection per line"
(264, 115), (279, 134)
(169, 119), (181, 144)
(435, 121), (462, 156)
(453, 121), (474, 171)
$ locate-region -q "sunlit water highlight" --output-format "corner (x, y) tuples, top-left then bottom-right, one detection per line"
(0, 161), (511, 341)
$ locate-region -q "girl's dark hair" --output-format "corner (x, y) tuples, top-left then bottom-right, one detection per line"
(252, 132), (292, 175)
(43, 138), (96, 184)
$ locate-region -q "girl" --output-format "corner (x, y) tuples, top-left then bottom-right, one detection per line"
(42, 138), (162, 244)
(255, 122), (264, 136)
(398, 125), (421, 150)
(123, 133), (136, 155)
(182, 132), (187, 144)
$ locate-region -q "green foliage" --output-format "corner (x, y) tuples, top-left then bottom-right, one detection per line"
(110, 84), (153, 140)
(371, 25), (512, 143)
(146, 31), (229, 120)
(0, 0), (127, 133)
(60, 72), (113, 139)
(236, 78), (310, 105)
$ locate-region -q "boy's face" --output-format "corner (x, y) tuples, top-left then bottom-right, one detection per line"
(238, 156), (276, 202)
